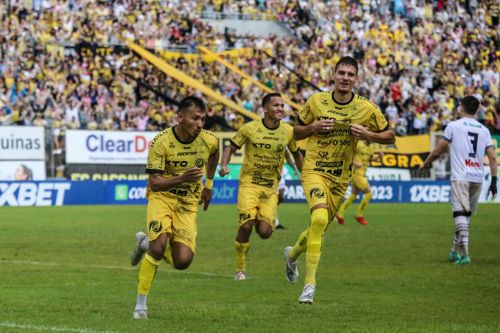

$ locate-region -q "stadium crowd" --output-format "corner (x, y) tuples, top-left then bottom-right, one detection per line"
(0, 0), (499, 139)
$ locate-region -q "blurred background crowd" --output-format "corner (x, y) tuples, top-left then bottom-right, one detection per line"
(1, 0), (499, 140)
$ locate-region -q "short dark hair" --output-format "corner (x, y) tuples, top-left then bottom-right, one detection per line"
(461, 96), (480, 115)
(335, 56), (358, 75)
(262, 93), (282, 108)
(177, 96), (206, 113)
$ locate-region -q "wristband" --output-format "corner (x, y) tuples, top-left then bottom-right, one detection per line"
(205, 178), (214, 190)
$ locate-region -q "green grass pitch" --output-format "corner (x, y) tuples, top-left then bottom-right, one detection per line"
(0, 203), (499, 333)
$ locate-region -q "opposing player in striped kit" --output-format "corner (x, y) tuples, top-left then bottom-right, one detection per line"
(420, 95), (497, 265)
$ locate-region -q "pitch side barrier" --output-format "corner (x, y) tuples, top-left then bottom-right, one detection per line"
(0, 180), (498, 207)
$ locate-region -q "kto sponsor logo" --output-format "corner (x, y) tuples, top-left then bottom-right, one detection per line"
(409, 185), (450, 202)
(114, 185), (146, 201)
(0, 182), (71, 206)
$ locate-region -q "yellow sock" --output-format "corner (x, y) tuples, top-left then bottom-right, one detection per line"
(235, 241), (249, 272)
(338, 193), (356, 217)
(356, 192), (372, 217)
(138, 254), (160, 295)
(305, 208), (329, 286)
(289, 229), (309, 261)
(163, 244), (173, 266)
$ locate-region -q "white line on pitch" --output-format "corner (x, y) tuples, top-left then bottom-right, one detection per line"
(0, 259), (237, 279)
(0, 321), (125, 333)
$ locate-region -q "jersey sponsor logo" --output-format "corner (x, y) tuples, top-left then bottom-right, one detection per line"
(409, 185), (450, 202)
(466, 172), (482, 178)
(166, 160), (189, 167)
(262, 136), (279, 141)
(149, 220), (162, 233)
(251, 175), (274, 188)
(253, 162), (275, 170)
(327, 109), (348, 117)
(195, 159), (205, 167)
(252, 142), (272, 149)
(465, 159), (480, 168)
(177, 151), (197, 156)
(0, 182), (70, 206)
(317, 138), (352, 148)
(169, 188), (188, 196)
(317, 151), (329, 159)
(313, 167), (343, 177)
(253, 153), (281, 162)
(309, 187), (325, 198)
(315, 161), (344, 168)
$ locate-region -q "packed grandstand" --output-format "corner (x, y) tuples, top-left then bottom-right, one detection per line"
(0, 0), (498, 138)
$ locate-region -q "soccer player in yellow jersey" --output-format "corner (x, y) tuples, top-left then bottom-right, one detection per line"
(284, 56), (395, 304)
(336, 140), (383, 225)
(219, 93), (303, 280)
(132, 96), (219, 319)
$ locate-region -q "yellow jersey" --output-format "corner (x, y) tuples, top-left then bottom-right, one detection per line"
(145, 127), (218, 202)
(231, 119), (298, 188)
(298, 91), (388, 183)
(352, 140), (373, 176)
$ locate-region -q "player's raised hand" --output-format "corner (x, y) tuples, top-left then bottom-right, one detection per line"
(180, 167), (203, 182)
(199, 188), (212, 211)
(488, 176), (497, 201)
(350, 124), (370, 140)
(219, 165), (230, 177)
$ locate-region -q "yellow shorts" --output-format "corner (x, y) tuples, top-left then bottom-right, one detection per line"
(301, 171), (349, 220)
(237, 183), (278, 228)
(352, 174), (369, 191)
(146, 192), (198, 253)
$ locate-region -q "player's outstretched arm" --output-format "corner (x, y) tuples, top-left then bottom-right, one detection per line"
(200, 146), (220, 211)
(486, 146), (497, 199)
(219, 144), (237, 177)
(149, 168), (204, 192)
(350, 124), (395, 144)
(291, 149), (304, 173)
(419, 138), (449, 173)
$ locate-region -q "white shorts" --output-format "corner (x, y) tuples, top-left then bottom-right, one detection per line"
(450, 181), (482, 214)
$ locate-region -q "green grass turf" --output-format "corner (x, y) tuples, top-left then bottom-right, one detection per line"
(0, 203), (499, 333)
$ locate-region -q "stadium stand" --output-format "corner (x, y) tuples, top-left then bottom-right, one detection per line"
(0, 0), (498, 139)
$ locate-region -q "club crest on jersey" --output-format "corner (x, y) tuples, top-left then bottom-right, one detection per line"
(149, 220), (162, 233)
(310, 188), (325, 198)
(195, 159), (205, 167)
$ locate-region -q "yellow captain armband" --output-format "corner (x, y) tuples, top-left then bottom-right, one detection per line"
(204, 178), (214, 190)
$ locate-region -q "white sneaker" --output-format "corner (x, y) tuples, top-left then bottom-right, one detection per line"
(130, 232), (148, 266)
(298, 284), (315, 304)
(132, 309), (148, 319)
(234, 271), (246, 281)
(284, 246), (299, 283)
